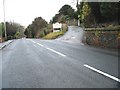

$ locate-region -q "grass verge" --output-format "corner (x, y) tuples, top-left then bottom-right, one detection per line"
(43, 30), (67, 39)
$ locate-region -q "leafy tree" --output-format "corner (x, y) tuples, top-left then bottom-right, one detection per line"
(52, 4), (76, 24)
(78, 1), (119, 27)
(24, 24), (33, 38)
(59, 4), (75, 18)
(0, 23), (3, 37)
(0, 22), (24, 40)
(100, 2), (119, 22)
(6, 22), (24, 38)
(24, 17), (48, 38)
(6, 22), (16, 36)
(87, 2), (119, 23)
(87, 2), (103, 23)
(52, 14), (61, 23)
(14, 31), (20, 39)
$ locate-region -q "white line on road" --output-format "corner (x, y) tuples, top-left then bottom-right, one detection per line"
(46, 47), (66, 57)
(71, 37), (75, 39)
(29, 40), (44, 47)
(33, 45), (37, 47)
(36, 43), (44, 47)
(80, 43), (84, 45)
(32, 41), (36, 43)
(27, 39), (36, 43)
(84, 64), (120, 83)
(30, 40), (66, 57)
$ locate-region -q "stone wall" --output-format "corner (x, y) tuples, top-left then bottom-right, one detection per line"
(82, 27), (120, 49)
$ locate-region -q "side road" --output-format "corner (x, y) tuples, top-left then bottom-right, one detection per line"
(0, 40), (14, 50)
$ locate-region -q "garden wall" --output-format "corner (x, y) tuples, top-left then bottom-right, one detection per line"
(82, 27), (120, 49)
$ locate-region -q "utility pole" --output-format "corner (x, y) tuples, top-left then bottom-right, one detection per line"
(3, 0), (7, 40)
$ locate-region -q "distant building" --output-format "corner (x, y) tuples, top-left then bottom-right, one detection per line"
(53, 23), (62, 32)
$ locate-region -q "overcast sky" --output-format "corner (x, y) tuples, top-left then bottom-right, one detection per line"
(0, 0), (79, 26)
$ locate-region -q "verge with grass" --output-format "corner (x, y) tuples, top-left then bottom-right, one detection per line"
(43, 30), (67, 39)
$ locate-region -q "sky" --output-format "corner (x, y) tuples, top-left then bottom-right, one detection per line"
(0, 0), (79, 27)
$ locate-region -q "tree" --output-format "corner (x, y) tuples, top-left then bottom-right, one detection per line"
(52, 14), (61, 23)
(0, 22), (24, 40)
(100, 2), (119, 22)
(59, 5), (74, 16)
(24, 17), (48, 38)
(78, 1), (120, 27)
(24, 25), (32, 38)
(0, 23), (4, 37)
(7, 22), (24, 38)
(87, 2), (119, 23)
(87, 2), (103, 23)
(59, 4), (75, 19)
(52, 4), (77, 24)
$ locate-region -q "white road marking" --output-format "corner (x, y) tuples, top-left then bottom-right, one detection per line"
(80, 43), (84, 45)
(30, 40), (66, 57)
(32, 41), (36, 43)
(29, 40), (44, 47)
(84, 64), (120, 83)
(27, 39), (36, 43)
(72, 37), (75, 39)
(33, 45), (37, 47)
(46, 47), (66, 57)
(36, 43), (44, 47)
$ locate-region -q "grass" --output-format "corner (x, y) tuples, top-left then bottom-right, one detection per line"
(43, 30), (67, 39)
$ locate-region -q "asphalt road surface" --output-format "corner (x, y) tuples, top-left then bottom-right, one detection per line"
(57, 26), (84, 44)
(1, 38), (119, 88)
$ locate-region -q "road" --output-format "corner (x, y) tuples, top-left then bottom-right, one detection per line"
(57, 26), (84, 44)
(1, 38), (119, 88)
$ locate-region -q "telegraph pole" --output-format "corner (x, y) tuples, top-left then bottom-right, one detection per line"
(3, 0), (7, 40)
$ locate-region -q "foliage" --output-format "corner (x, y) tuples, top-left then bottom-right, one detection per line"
(14, 31), (21, 39)
(100, 2), (119, 22)
(83, 28), (119, 48)
(52, 14), (61, 23)
(81, 2), (91, 20)
(43, 28), (67, 39)
(24, 17), (48, 38)
(1, 22), (24, 40)
(59, 4), (75, 18)
(0, 23), (3, 37)
(78, 1), (119, 27)
(43, 31), (64, 39)
(52, 4), (76, 24)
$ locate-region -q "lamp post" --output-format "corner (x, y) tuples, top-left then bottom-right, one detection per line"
(76, 0), (80, 26)
(3, 0), (7, 40)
